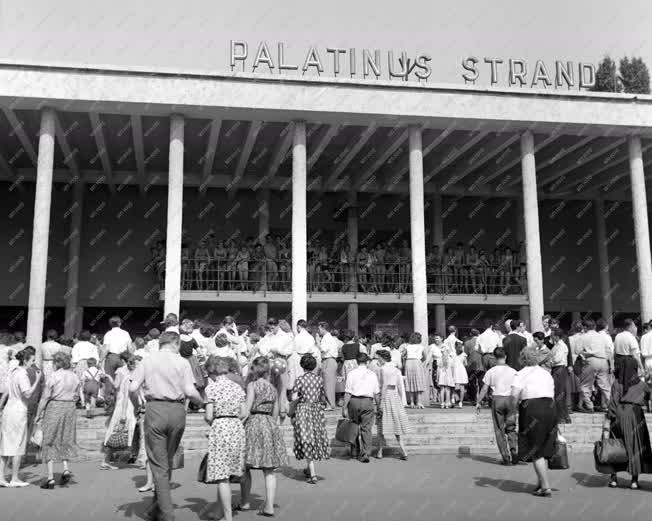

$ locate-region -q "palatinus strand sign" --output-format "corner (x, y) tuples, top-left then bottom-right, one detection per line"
(230, 41), (597, 90)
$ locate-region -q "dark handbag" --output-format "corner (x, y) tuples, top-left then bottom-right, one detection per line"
(335, 418), (359, 445)
(595, 432), (628, 465)
(172, 443), (184, 470)
(105, 419), (129, 449)
(548, 440), (569, 470)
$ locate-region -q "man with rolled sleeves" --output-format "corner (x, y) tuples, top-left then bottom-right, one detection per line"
(342, 352), (381, 463)
(130, 331), (202, 521)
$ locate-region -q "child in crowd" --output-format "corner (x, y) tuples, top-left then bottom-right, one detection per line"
(453, 342), (468, 408)
(82, 357), (106, 418)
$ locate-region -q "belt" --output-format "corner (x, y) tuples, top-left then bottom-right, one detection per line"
(251, 411), (272, 415)
(51, 399), (75, 402)
(147, 398), (184, 404)
(351, 395), (373, 400)
(214, 415), (238, 419)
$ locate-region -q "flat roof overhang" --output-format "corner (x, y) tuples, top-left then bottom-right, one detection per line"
(0, 61), (651, 137)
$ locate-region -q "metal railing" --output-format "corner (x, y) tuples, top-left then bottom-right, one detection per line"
(153, 257), (526, 296)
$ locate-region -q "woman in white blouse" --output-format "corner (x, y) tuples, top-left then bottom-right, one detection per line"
(511, 347), (557, 497)
(550, 328), (571, 424)
(403, 333), (426, 408)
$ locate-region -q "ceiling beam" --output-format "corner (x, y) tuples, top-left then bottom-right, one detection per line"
(474, 131), (563, 189)
(1, 107), (38, 166)
(326, 122), (378, 186)
(88, 112), (115, 194)
(261, 122), (294, 186)
(554, 142), (652, 194)
(356, 127), (408, 190)
(538, 138), (626, 192)
(232, 120), (262, 185)
(426, 129), (489, 186)
(53, 111), (80, 180)
(307, 124), (340, 171)
(199, 118), (222, 192)
(384, 123), (457, 192)
(581, 156), (652, 197)
(440, 132), (519, 189)
(130, 115), (146, 194)
(512, 135), (597, 189)
(7, 167), (632, 201)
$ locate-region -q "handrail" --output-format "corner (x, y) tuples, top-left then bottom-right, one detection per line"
(152, 257), (527, 296)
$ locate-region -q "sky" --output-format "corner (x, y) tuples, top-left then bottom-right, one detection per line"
(0, 0), (651, 87)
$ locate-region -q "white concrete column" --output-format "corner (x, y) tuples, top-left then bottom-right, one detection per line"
(431, 194), (443, 246)
(594, 198), (614, 329)
(629, 136), (652, 322)
(26, 108), (56, 358)
(291, 121), (308, 330)
(256, 302), (268, 327)
(435, 304), (446, 336)
(515, 197), (525, 246)
(409, 125), (429, 344)
(519, 305), (530, 325)
(64, 179), (84, 337)
(521, 130), (545, 332)
(347, 303), (359, 333)
(347, 191), (358, 291)
(164, 114), (184, 317)
(258, 189), (270, 243)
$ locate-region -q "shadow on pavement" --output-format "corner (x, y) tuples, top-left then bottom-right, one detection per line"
(473, 476), (534, 494)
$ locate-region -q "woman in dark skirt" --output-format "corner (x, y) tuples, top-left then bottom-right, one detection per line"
(511, 347), (558, 497)
(602, 357), (652, 489)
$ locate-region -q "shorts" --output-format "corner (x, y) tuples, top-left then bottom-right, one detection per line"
(83, 380), (100, 399)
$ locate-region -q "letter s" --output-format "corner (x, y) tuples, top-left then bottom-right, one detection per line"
(462, 56), (479, 83)
(414, 54), (432, 80)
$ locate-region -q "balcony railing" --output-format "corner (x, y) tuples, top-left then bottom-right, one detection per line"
(152, 257), (527, 297)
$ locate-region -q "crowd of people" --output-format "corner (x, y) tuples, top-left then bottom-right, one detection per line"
(1, 312), (652, 518)
(150, 235), (527, 295)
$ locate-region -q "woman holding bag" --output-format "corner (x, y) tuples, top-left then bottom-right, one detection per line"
(100, 352), (136, 470)
(602, 356), (652, 489)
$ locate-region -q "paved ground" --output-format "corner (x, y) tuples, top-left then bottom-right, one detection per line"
(1, 452), (651, 521)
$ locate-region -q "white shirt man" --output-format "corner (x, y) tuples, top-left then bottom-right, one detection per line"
(516, 322), (534, 347)
(104, 325), (132, 355)
(268, 329), (294, 358)
(344, 364), (380, 398)
(640, 326), (652, 371)
(72, 340), (99, 365)
(614, 320), (641, 369)
(295, 327), (319, 358)
(319, 331), (339, 360)
(477, 326), (501, 354)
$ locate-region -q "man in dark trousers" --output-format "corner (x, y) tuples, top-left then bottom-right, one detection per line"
(130, 331), (202, 521)
(342, 352), (380, 463)
(502, 319), (527, 370)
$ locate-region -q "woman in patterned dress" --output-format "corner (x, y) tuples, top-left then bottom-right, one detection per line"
(36, 352), (79, 489)
(240, 357), (288, 517)
(375, 350), (410, 460)
(291, 354), (329, 484)
(403, 332), (426, 408)
(204, 356), (247, 521)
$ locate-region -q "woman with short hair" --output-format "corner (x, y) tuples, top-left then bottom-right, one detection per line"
(204, 355), (247, 521)
(511, 347), (557, 497)
(36, 352), (79, 489)
(291, 354), (329, 484)
(602, 356), (652, 489)
(0, 348), (42, 487)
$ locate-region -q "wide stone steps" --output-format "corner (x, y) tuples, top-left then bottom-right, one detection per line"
(45, 408), (652, 461)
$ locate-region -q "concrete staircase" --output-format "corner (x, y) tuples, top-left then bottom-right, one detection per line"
(55, 408), (652, 461)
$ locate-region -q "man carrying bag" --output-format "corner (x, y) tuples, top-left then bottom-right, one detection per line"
(342, 353), (380, 463)
(130, 332), (203, 521)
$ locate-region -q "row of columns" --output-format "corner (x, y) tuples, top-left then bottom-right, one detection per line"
(23, 110), (652, 356)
